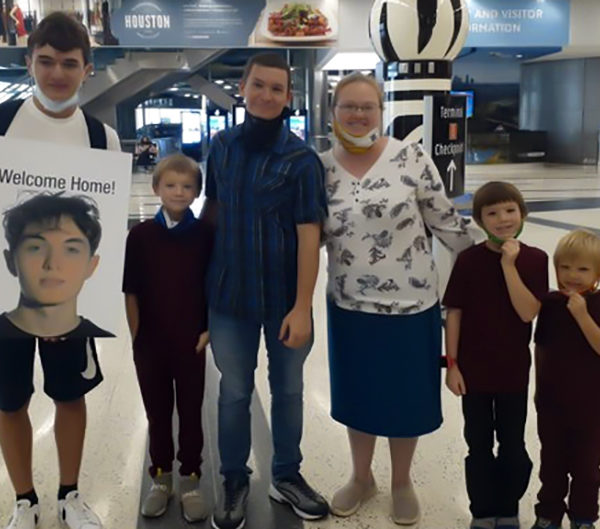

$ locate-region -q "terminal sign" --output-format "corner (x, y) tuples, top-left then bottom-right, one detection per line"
(423, 95), (467, 198)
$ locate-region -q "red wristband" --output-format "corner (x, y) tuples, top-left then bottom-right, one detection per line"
(444, 356), (457, 369)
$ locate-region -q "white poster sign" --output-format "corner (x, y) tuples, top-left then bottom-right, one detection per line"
(0, 137), (131, 338)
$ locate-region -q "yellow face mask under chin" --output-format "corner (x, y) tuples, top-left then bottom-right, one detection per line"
(333, 120), (380, 154)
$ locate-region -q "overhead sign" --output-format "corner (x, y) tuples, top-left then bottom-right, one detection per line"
(423, 94), (467, 198)
(111, 0), (339, 48)
(464, 0), (570, 47)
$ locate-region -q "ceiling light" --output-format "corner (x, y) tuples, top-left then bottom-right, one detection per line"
(322, 52), (380, 71)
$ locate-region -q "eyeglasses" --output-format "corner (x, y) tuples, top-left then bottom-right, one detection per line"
(336, 103), (380, 115)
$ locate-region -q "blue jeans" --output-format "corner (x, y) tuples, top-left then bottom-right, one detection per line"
(209, 308), (313, 482)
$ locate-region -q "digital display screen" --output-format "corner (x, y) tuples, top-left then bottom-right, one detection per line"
(289, 115), (306, 142)
(235, 106), (246, 125)
(450, 90), (474, 118)
(182, 111), (201, 144)
(209, 115), (226, 139)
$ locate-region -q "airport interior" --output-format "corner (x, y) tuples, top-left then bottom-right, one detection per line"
(0, 0), (600, 528)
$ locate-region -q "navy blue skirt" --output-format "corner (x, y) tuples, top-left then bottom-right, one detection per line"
(327, 298), (442, 437)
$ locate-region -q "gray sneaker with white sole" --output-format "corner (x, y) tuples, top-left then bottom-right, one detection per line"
(141, 472), (172, 518)
(180, 474), (209, 522)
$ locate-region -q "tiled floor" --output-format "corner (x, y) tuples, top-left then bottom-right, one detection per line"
(1, 162), (599, 529)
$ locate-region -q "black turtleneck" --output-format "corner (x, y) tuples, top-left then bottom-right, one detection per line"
(241, 108), (291, 152)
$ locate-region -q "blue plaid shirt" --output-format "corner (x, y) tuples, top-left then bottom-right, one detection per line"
(205, 124), (327, 322)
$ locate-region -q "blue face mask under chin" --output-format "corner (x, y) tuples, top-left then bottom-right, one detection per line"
(33, 83), (80, 114)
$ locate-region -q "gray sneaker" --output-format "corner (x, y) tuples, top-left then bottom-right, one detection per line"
(471, 518), (496, 529)
(180, 473), (209, 522)
(496, 516), (520, 529)
(571, 522), (596, 529)
(269, 473), (328, 520)
(211, 476), (249, 529)
(141, 471), (172, 518)
(531, 518), (560, 529)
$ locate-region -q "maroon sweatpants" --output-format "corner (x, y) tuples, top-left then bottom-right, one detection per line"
(134, 334), (206, 478)
(535, 411), (600, 524)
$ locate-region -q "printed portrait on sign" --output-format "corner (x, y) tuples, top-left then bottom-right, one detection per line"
(0, 192), (113, 339)
(0, 137), (132, 339)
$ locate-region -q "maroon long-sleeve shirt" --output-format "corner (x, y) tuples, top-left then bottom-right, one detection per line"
(122, 218), (213, 351)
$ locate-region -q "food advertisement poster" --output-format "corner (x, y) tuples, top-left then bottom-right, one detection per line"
(110, 0), (339, 48)
(250, 0), (338, 47)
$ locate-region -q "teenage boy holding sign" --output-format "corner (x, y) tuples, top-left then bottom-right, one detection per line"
(0, 12), (120, 529)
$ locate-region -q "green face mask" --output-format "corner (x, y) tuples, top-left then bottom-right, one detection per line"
(485, 221), (524, 245)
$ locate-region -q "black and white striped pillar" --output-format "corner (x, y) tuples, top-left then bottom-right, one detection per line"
(369, 0), (469, 143)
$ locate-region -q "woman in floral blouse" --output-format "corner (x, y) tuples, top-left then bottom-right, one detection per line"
(321, 72), (475, 524)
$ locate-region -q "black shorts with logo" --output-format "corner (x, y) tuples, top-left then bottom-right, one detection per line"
(0, 315), (106, 412)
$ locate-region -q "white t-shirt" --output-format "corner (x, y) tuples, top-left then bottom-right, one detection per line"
(6, 98), (121, 151)
(321, 137), (476, 315)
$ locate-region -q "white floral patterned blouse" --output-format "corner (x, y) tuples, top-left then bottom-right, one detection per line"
(321, 137), (475, 315)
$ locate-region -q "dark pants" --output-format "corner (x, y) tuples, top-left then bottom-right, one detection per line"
(134, 335), (206, 478)
(462, 392), (532, 518)
(535, 411), (600, 525)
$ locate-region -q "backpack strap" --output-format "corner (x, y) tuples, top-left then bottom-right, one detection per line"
(0, 99), (26, 135)
(0, 99), (108, 150)
(82, 111), (108, 150)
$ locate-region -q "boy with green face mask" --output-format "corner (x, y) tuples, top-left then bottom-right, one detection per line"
(442, 181), (549, 529)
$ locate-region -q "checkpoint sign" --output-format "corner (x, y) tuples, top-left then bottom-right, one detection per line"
(423, 94), (467, 198)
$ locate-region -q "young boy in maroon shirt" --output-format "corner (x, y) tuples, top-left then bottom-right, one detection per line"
(443, 181), (549, 529)
(122, 154), (213, 522)
(532, 229), (600, 529)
